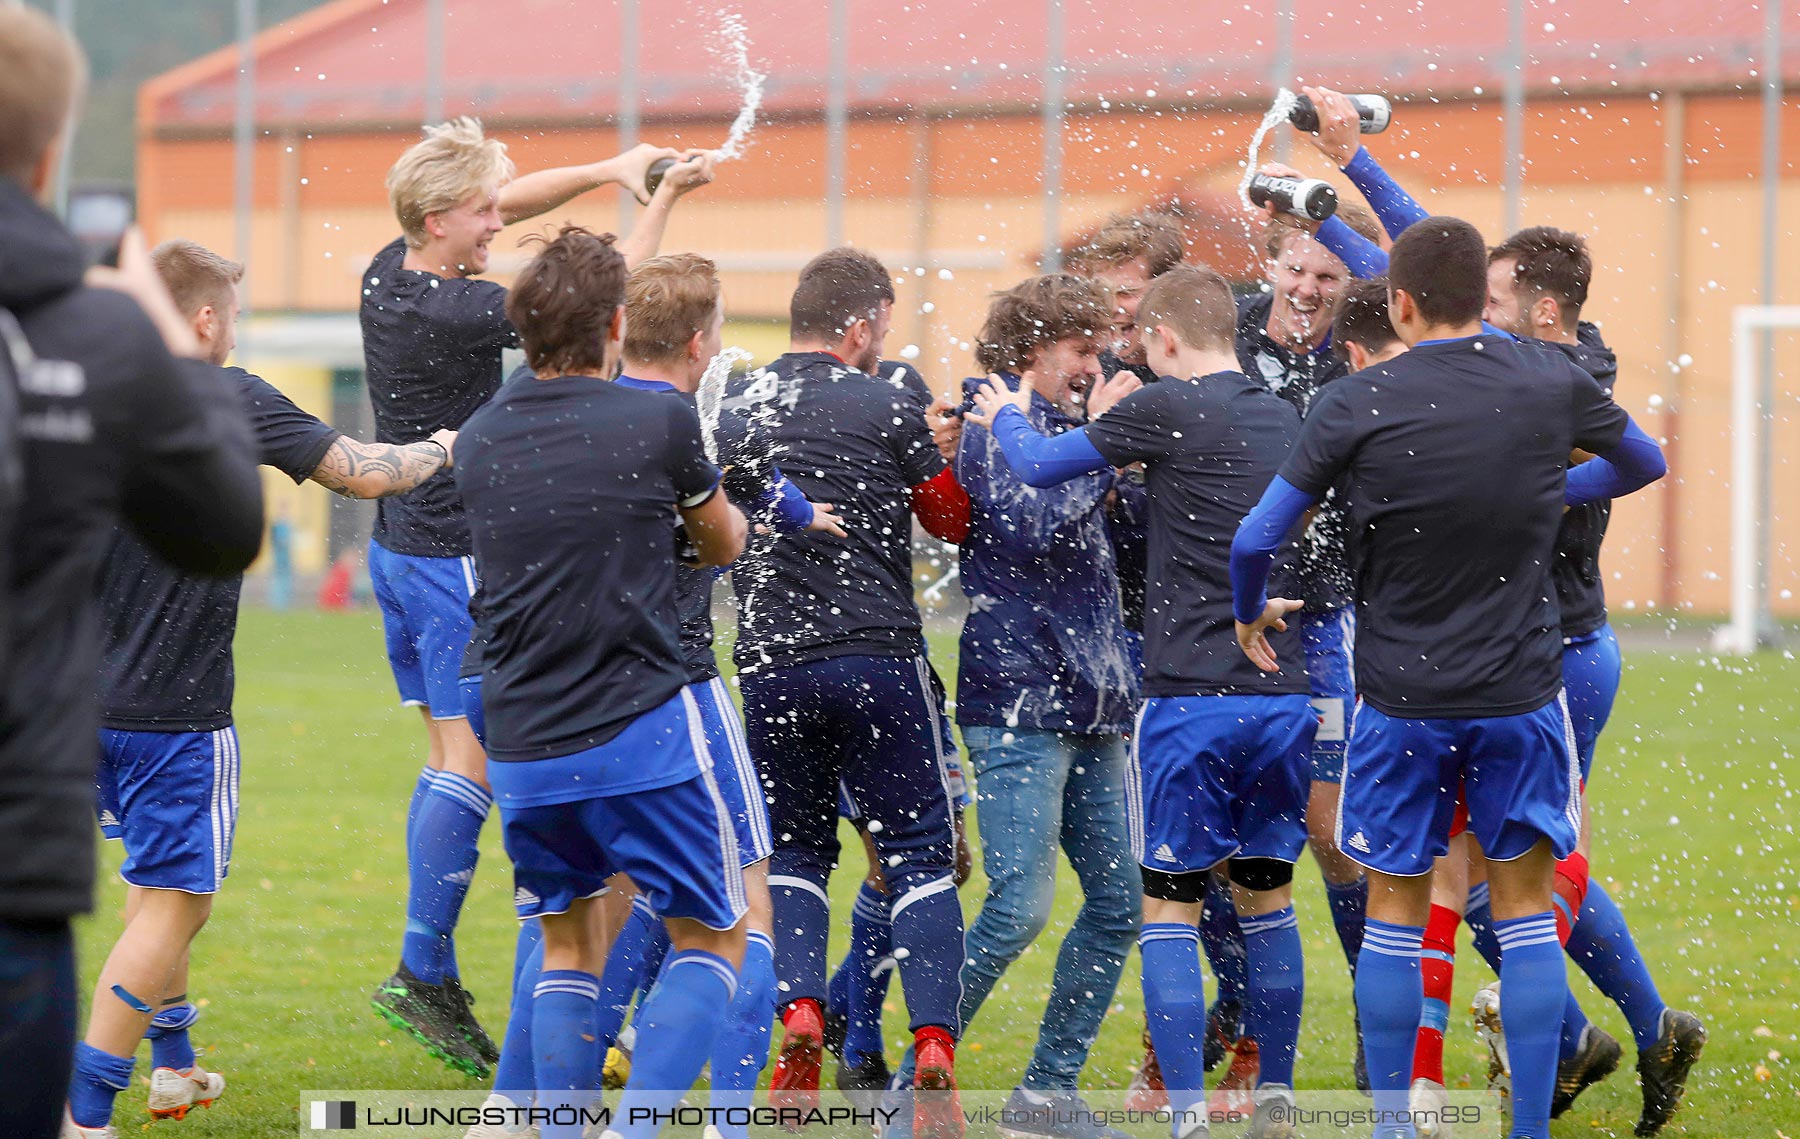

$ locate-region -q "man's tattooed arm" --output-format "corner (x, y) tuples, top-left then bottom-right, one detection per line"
(309, 429), (456, 499)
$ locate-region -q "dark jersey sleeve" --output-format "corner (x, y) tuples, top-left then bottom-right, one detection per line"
(1568, 366), (1629, 454)
(235, 370), (342, 484)
(1277, 381), (1360, 498)
(664, 399), (725, 506)
(1085, 382), (1182, 468)
(892, 392), (947, 487)
(114, 314), (264, 576)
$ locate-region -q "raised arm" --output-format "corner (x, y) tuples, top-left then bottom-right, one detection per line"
(964, 374), (1111, 488)
(617, 152), (718, 269)
(498, 143), (680, 223)
(310, 429), (457, 499)
(1300, 86), (1429, 238)
(1564, 416), (1666, 506)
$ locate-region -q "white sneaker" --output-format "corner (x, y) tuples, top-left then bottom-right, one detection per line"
(463, 1093), (539, 1138)
(60, 1107), (116, 1139)
(1410, 1077), (1452, 1138)
(1471, 980), (1511, 1105)
(147, 1064), (225, 1121)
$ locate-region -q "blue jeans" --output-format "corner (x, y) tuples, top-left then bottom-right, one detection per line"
(0, 917), (75, 1139)
(958, 725), (1138, 1089)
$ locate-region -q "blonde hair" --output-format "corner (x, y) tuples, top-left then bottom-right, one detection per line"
(625, 253), (721, 366)
(386, 117), (516, 248)
(152, 239), (244, 318)
(0, 4), (86, 182)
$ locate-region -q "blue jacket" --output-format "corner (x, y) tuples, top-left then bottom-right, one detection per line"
(956, 374), (1138, 734)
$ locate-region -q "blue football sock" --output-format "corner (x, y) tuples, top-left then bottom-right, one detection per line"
(147, 1001), (199, 1071)
(533, 970), (601, 1139)
(1464, 882), (1505, 972)
(595, 897), (660, 1048)
(406, 765), (438, 851)
(888, 876), (965, 1033)
(1323, 877), (1368, 977)
(842, 883), (894, 1065)
(1356, 919), (1424, 1139)
(513, 920), (543, 995)
(1496, 914), (1565, 1139)
(402, 771), (490, 986)
(1240, 906), (1304, 1087)
(69, 1041), (135, 1128)
(710, 931), (777, 1137)
(1566, 880), (1667, 1051)
(771, 873), (833, 1008)
(1200, 874), (1247, 1006)
(1559, 991), (1591, 1061)
(494, 932), (545, 1103)
(1139, 924), (1208, 1138)
(614, 951), (738, 1139)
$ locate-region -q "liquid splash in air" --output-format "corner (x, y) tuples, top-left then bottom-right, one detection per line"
(712, 9), (765, 161)
(698, 345), (754, 462)
(1238, 87), (1301, 212)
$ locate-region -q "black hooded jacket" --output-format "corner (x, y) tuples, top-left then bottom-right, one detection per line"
(0, 178), (264, 921)
(1547, 323), (1620, 638)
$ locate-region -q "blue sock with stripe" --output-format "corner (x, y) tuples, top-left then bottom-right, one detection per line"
(1558, 991), (1591, 1061)
(1566, 879), (1667, 1050)
(614, 951), (739, 1139)
(1200, 874), (1248, 1006)
(533, 970), (601, 1139)
(147, 1001), (199, 1071)
(1138, 924), (1209, 1136)
(405, 765), (438, 851)
(1240, 906), (1304, 1086)
(69, 1041), (135, 1128)
(888, 876), (965, 1033)
(1356, 919), (1424, 1138)
(595, 897), (661, 1048)
(1496, 913), (1565, 1139)
(494, 930), (544, 1104)
(402, 770), (489, 986)
(1323, 876), (1368, 976)
(709, 931), (777, 1136)
(840, 882), (894, 1066)
(1463, 882), (1505, 973)
(771, 872), (832, 1010)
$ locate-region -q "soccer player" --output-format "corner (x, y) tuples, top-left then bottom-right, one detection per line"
(919, 274), (1141, 1135)
(1234, 209), (1385, 1093)
(63, 240), (459, 1139)
(457, 225), (749, 1139)
(0, 14), (264, 1138)
(726, 248), (971, 1139)
(362, 115), (712, 1071)
(1067, 211), (1187, 385)
(1230, 217), (1666, 1139)
(967, 263), (1314, 1139)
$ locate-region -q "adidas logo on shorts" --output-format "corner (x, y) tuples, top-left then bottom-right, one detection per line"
(1153, 843), (1178, 863)
(1347, 831), (1372, 854)
(99, 810), (120, 828)
(513, 887), (541, 907)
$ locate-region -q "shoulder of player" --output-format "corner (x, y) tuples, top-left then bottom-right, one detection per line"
(21, 285), (170, 396)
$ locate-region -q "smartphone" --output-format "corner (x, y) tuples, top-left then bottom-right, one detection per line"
(66, 185), (135, 268)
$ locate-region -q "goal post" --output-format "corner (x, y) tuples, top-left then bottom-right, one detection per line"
(1715, 305), (1800, 654)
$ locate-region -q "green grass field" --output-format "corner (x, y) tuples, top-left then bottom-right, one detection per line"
(75, 609), (1797, 1136)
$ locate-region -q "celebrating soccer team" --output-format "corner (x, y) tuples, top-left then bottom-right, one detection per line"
(7, 0), (1699, 1129)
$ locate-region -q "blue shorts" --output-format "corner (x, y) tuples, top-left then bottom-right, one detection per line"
(1338, 696), (1582, 877)
(368, 540), (476, 719)
(96, 728), (240, 894)
(1301, 607), (1357, 781)
(460, 674), (486, 746)
(692, 677), (773, 867)
(1127, 694), (1315, 874)
(492, 691), (745, 930)
(1563, 624), (1620, 784)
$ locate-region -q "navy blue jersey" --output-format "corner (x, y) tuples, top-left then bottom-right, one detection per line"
(98, 367), (340, 731)
(1235, 291), (1353, 612)
(1086, 372), (1307, 698)
(458, 372), (721, 763)
(1549, 324), (1619, 638)
(955, 374), (1138, 733)
(360, 237), (517, 557)
(722, 352), (945, 673)
(1280, 334), (1629, 718)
